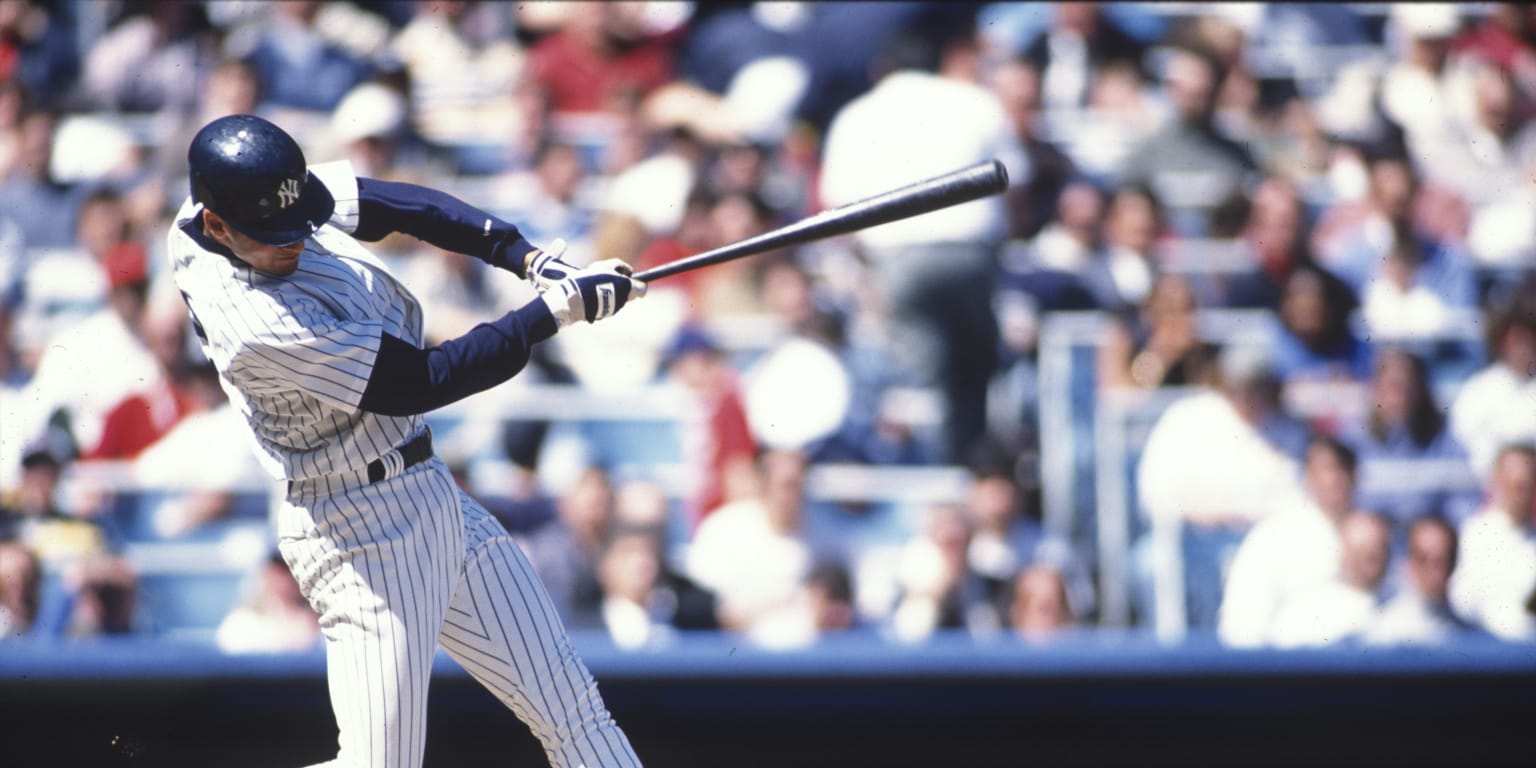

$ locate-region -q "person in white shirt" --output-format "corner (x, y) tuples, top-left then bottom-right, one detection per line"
(1365, 515), (1476, 646)
(686, 448), (818, 635)
(1449, 443), (1536, 641)
(1449, 299), (1536, 481)
(1270, 510), (1391, 648)
(1136, 345), (1308, 632)
(818, 19), (1028, 462)
(1218, 436), (1360, 648)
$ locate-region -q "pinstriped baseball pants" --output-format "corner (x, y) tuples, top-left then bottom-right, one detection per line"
(278, 457), (640, 768)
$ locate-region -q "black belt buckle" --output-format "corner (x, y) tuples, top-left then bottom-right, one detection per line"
(366, 430), (433, 484)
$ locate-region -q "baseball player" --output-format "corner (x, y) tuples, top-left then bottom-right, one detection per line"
(166, 114), (643, 768)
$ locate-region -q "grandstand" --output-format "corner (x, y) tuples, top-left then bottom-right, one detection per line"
(2, 2), (1534, 765)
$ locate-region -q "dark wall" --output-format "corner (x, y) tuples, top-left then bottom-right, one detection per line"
(3, 634), (1533, 767)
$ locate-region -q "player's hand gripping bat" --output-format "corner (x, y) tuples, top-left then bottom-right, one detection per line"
(633, 160), (1011, 282)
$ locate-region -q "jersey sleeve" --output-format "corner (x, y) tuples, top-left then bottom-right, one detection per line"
(310, 160), (362, 234)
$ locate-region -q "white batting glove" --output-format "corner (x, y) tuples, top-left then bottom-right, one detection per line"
(540, 259), (648, 327)
(525, 238), (582, 294)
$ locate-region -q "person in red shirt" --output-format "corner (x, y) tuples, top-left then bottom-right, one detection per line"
(525, 3), (675, 117)
(85, 249), (207, 461)
(662, 325), (757, 531)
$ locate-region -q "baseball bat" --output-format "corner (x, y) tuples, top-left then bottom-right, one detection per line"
(632, 159), (1010, 282)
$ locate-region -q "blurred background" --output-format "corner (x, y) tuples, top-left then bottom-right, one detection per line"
(2, 1), (1535, 766)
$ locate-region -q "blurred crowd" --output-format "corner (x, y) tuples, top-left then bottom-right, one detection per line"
(1, 1), (1535, 653)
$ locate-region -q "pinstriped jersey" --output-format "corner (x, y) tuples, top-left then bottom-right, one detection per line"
(166, 160), (424, 482)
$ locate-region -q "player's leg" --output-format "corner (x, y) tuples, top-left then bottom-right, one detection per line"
(278, 469), (463, 768)
(438, 490), (641, 768)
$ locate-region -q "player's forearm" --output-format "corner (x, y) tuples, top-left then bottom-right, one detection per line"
(359, 301), (558, 416)
(353, 177), (537, 277)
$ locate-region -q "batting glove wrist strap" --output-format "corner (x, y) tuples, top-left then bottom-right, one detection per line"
(526, 238), (581, 294)
(540, 261), (645, 327)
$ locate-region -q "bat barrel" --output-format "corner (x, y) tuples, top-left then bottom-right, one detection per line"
(633, 159), (1009, 282)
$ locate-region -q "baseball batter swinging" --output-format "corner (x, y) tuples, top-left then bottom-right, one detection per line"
(167, 114), (644, 767)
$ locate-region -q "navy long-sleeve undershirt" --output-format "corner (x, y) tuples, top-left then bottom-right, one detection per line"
(352, 176), (538, 277)
(360, 300), (558, 416)
(352, 177), (555, 416)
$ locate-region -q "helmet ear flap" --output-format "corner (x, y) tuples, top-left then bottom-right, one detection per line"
(190, 173), (217, 210)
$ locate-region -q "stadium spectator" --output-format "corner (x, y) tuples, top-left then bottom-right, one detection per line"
(738, 258), (863, 460)
(516, 466), (614, 630)
(789, 2), (938, 135)
(1269, 510), (1391, 648)
(1097, 182), (1163, 310)
(1224, 176), (1316, 312)
(957, 443), (1072, 624)
(0, 108), (90, 251)
(386, 1), (527, 170)
(593, 524), (676, 650)
(0, 440), (108, 567)
(0, 539), (40, 637)
(14, 235), (158, 459)
(324, 80), (424, 188)
(221, 1), (376, 115)
(79, 2), (213, 116)
(485, 138), (597, 260)
(1359, 223), (1473, 341)
(1421, 56), (1536, 267)
(1364, 515), (1478, 646)
(128, 360), (266, 538)
(1218, 436), (1362, 648)
(523, 3), (675, 119)
(158, 56), (262, 182)
(1119, 45), (1257, 238)
(889, 502), (991, 642)
(83, 293), (197, 460)
(1266, 262), (1371, 388)
(611, 478), (716, 631)
(58, 551), (136, 637)
(1137, 345), (1307, 631)
(1344, 348), (1474, 527)
(1004, 179), (1115, 307)
(1008, 563), (1078, 643)
(216, 552), (320, 654)
(1450, 3), (1536, 96)
(1449, 296), (1536, 480)
(818, 15), (1026, 464)
(1449, 443), (1536, 641)
(1378, 4), (1469, 175)
(686, 448), (821, 636)
(1019, 2), (1149, 111)
(803, 561), (859, 637)
(661, 325), (757, 531)
(989, 57), (1079, 240)
(1098, 273), (1220, 392)
(0, 0), (81, 110)
(692, 189), (779, 320)
(1314, 146), (1477, 307)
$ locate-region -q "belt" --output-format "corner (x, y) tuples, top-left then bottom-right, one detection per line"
(287, 429), (435, 498)
(366, 429), (434, 484)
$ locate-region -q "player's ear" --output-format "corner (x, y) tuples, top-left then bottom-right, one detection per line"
(202, 209), (231, 244)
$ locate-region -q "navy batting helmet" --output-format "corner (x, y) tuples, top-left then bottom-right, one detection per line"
(188, 114), (335, 246)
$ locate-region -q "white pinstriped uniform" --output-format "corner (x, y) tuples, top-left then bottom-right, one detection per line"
(167, 161), (640, 768)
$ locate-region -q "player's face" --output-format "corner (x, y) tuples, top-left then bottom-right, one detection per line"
(203, 211), (307, 277)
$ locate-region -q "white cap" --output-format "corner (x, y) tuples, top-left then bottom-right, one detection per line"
(1391, 3), (1460, 40)
(330, 82), (407, 144)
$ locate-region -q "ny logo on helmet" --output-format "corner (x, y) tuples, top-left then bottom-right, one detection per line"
(275, 177), (301, 209)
